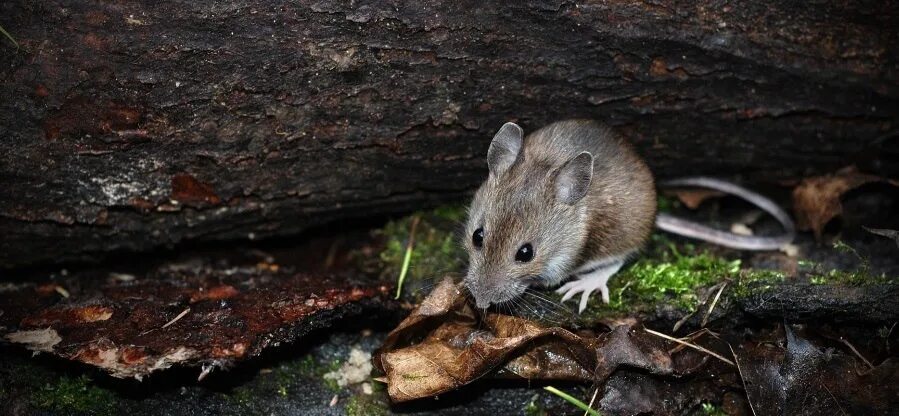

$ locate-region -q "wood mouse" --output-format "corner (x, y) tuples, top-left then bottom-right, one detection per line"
(463, 119), (795, 313)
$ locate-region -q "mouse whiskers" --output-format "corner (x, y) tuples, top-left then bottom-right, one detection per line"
(520, 288), (575, 326)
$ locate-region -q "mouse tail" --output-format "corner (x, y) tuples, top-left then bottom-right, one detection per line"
(655, 177), (796, 251)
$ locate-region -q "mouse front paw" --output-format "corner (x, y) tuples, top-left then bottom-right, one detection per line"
(556, 278), (610, 314)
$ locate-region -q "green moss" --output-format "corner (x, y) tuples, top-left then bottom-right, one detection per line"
(281, 355), (343, 392)
(226, 354), (344, 407)
(700, 402), (727, 416)
(799, 241), (894, 286)
(227, 384), (256, 408)
(580, 235), (792, 320)
(729, 268), (786, 299)
(31, 375), (117, 415)
(524, 394), (547, 416)
(600, 240), (740, 314)
(375, 205), (467, 300)
(657, 194), (677, 212)
(344, 394), (389, 416)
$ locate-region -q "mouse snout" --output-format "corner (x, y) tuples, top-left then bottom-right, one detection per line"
(465, 276), (500, 309)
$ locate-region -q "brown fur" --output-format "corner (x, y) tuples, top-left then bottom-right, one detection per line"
(464, 120), (656, 308)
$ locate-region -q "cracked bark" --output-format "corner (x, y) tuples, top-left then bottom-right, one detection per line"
(1, 0), (896, 268)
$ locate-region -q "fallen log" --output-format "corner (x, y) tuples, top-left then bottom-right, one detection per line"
(1, 1), (896, 267)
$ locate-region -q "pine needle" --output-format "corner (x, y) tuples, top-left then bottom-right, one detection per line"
(643, 327), (734, 366)
(701, 282), (727, 327)
(161, 307), (191, 329)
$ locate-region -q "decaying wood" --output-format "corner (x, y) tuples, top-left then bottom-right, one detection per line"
(0, 261), (391, 379)
(1, 1), (896, 267)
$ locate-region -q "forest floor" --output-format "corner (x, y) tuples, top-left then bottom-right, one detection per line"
(1, 194), (897, 416)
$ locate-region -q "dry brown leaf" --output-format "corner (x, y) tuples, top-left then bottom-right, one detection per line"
(792, 166), (898, 239)
(664, 189), (726, 209)
(374, 277), (675, 402)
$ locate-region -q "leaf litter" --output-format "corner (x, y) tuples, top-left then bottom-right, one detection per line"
(375, 276), (898, 415)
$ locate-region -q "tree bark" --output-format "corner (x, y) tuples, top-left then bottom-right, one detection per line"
(1, 1), (896, 268)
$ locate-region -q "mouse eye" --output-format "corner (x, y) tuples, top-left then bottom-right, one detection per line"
(472, 228), (484, 249)
(515, 243), (534, 262)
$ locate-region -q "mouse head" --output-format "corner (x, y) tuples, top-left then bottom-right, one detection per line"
(463, 122), (594, 309)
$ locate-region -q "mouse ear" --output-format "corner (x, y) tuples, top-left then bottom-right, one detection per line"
(487, 122), (523, 176)
(554, 151), (594, 205)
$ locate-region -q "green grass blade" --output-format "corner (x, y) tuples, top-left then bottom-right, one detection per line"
(543, 386), (600, 416)
(0, 24), (19, 49)
(394, 216), (420, 299)
(395, 243), (413, 299)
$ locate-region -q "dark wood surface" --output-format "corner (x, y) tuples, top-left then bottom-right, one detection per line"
(1, 1), (896, 267)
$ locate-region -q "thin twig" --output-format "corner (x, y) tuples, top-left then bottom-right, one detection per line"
(669, 328), (712, 355)
(839, 338), (875, 370)
(644, 327), (734, 366)
(823, 383), (847, 416)
(702, 282), (727, 327)
(54, 286), (71, 298)
(394, 216), (421, 299)
(729, 345), (757, 416)
(161, 307), (191, 329)
(584, 387), (599, 416)
(197, 363), (214, 381)
(671, 309), (696, 332)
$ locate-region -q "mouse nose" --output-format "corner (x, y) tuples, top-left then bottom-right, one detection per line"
(475, 297), (491, 309)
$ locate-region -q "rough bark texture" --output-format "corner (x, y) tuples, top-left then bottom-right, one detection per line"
(0, 261), (392, 379)
(1, 1), (896, 268)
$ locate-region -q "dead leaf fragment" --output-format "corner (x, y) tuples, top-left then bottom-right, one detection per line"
(863, 226), (899, 248)
(665, 189), (725, 210)
(792, 166), (898, 239)
(375, 277), (675, 402)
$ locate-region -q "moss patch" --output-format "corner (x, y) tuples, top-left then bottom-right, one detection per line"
(582, 235), (786, 320)
(31, 375), (117, 416)
(282, 355), (343, 393)
(227, 354), (344, 409)
(700, 402), (727, 416)
(524, 394), (548, 416)
(802, 241), (894, 286)
(591, 236), (739, 315)
(374, 205), (467, 300)
(344, 394), (389, 416)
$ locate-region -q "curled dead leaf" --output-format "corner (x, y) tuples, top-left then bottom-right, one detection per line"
(374, 277), (676, 402)
(792, 166), (898, 240)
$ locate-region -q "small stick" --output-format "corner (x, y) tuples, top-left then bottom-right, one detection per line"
(644, 327), (734, 366)
(671, 309), (696, 332)
(702, 282), (727, 327)
(729, 345), (757, 416)
(394, 216), (421, 299)
(839, 338), (875, 370)
(823, 383), (848, 416)
(584, 387), (599, 416)
(54, 286), (71, 298)
(162, 307), (190, 329)
(669, 328), (713, 354)
(197, 364), (213, 381)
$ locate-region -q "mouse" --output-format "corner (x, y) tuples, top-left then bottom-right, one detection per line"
(463, 119), (795, 313)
